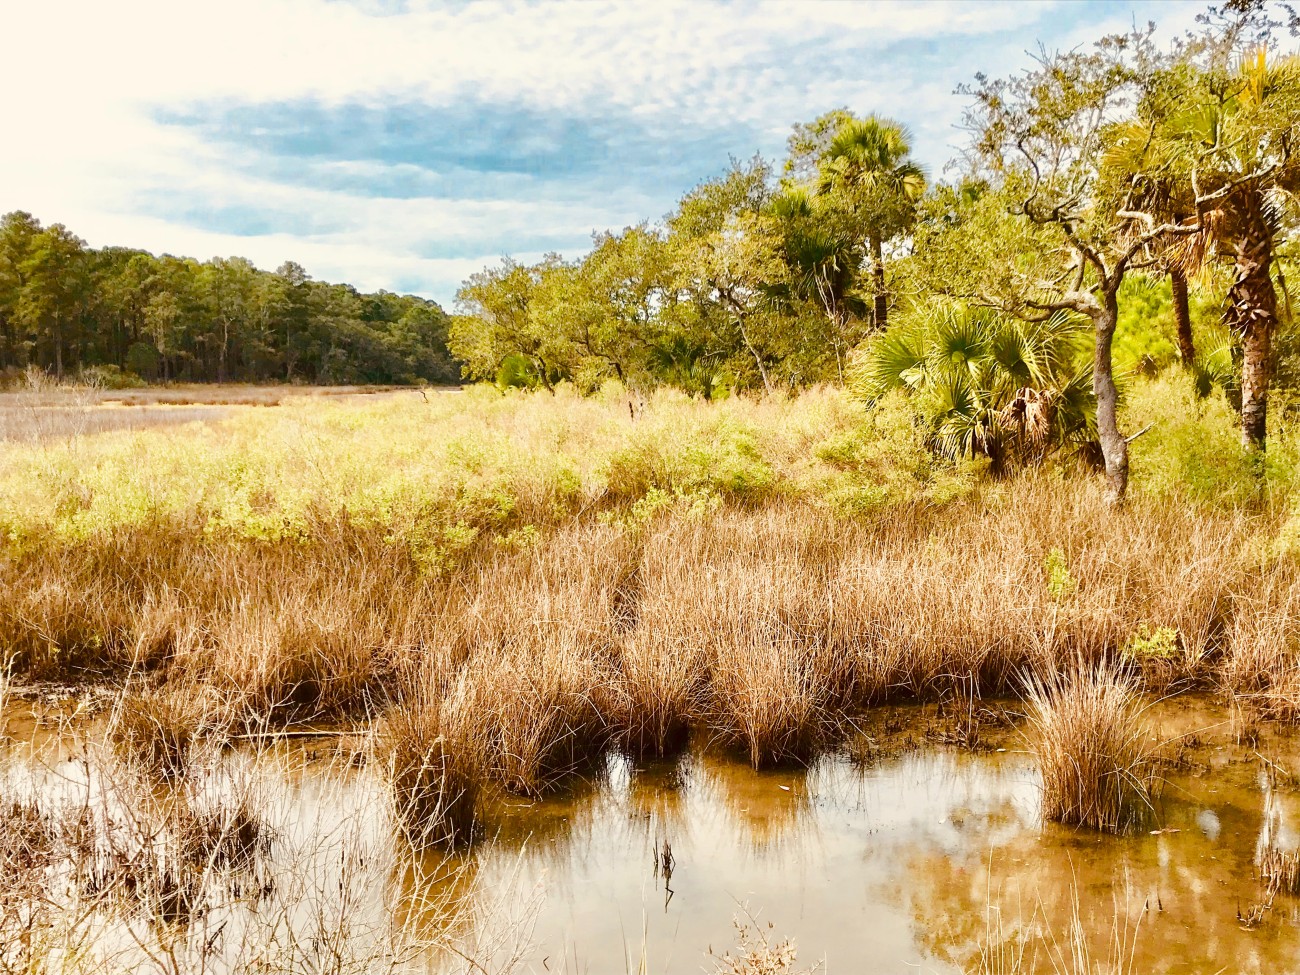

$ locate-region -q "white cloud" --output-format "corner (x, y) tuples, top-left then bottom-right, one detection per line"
(0, 0), (1207, 303)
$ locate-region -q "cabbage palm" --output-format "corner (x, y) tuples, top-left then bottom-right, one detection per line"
(857, 305), (1095, 474)
(1101, 118), (1201, 364)
(1104, 49), (1300, 449)
(766, 189), (866, 378)
(816, 116), (926, 331)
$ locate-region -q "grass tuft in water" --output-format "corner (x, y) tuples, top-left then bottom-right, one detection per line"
(378, 678), (484, 848)
(1260, 845), (1300, 896)
(1023, 661), (1160, 833)
(108, 686), (208, 779)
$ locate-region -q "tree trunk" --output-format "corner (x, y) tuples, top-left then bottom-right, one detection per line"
(1228, 194), (1277, 452)
(1170, 266), (1195, 365)
(219, 319), (229, 384)
(737, 319), (772, 393)
(870, 235), (887, 330)
(1093, 292), (1128, 504)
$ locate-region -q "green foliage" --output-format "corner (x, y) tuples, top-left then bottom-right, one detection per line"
(602, 408), (775, 501)
(811, 390), (977, 512)
(495, 354), (540, 390)
(1125, 369), (1300, 504)
(1045, 547), (1077, 602)
(1123, 624), (1181, 661)
(0, 212), (458, 385)
(76, 364), (146, 389)
(449, 147), (921, 396)
(854, 303), (1095, 472)
(1113, 275), (1228, 376)
(124, 341), (160, 382)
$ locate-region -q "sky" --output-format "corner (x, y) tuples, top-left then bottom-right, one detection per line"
(2, 0), (1207, 308)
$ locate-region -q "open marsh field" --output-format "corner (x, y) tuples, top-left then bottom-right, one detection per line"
(4, 381), (1300, 972)
(0, 382), (417, 442)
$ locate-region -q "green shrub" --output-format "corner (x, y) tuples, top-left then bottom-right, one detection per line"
(78, 364), (147, 389)
(1126, 370), (1300, 505)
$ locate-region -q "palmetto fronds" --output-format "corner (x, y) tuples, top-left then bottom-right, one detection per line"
(817, 117), (927, 200)
(856, 304), (1095, 472)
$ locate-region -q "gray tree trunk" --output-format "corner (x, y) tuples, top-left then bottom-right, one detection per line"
(1093, 291), (1128, 504)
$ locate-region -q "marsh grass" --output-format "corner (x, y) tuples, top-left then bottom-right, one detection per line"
(1023, 662), (1161, 833)
(480, 649), (613, 797)
(4, 384), (1300, 790)
(707, 633), (831, 769)
(1260, 845), (1300, 896)
(108, 686), (210, 779)
(609, 634), (700, 759)
(378, 677), (485, 848)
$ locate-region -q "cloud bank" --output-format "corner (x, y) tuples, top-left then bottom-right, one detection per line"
(1, 0), (1204, 304)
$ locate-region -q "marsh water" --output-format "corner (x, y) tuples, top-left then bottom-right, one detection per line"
(5, 695), (1300, 974)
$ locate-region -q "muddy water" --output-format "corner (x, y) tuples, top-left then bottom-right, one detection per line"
(4, 696), (1300, 974)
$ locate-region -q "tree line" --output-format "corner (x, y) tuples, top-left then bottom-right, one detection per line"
(450, 0), (1300, 502)
(0, 213), (459, 386)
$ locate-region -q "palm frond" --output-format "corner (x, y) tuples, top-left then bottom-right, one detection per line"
(860, 328), (927, 397)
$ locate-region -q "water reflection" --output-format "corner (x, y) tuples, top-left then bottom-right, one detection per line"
(4, 697), (1300, 974)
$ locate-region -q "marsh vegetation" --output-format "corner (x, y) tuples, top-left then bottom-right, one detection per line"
(4, 2), (1300, 971)
(4, 687), (1300, 975)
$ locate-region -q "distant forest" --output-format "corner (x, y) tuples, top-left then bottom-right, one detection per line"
(0, 211), (460, 386)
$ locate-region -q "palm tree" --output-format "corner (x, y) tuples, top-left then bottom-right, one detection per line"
(765, 189), (866, 379)
(1214, 50), (1300, 449)
(857, 304), (1095, 475)
(1101, 120), (1202, 364)
(1106, 49), (1300, 450)
(816, 116), (926, 331)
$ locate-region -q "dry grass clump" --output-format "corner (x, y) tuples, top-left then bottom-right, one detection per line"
(1023, 661), (1160, 832)
(377, 678), (485, 848)
(638, 512), (844, 767)
(200, 618), (380, 724)
(707, 918), (816, 975)
(108, 686), (210, 779)
(1220, 563), (1300, 719)
(609, 634), (701, 758)
(1260, 845), (1300, 896)
(708, 634), (830, 769)
(0, 797), (56, 885)
(478, 649), (612, 797)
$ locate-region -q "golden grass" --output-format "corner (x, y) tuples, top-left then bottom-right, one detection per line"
(1, 383), (1299, 786)
(0, 475), (1292, 773)
(1023, 661), (1160, 832)
(378, 676), (484, 847)
(476, 648), (612, 796)
(108, 686), (208, 779)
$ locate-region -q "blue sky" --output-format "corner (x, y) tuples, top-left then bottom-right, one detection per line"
(3, 0), (1205, 306)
